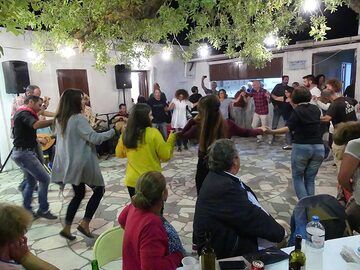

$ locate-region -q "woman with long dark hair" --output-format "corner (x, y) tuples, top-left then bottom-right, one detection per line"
(115, 103), (176, 197)
(181, 95), (265, 194)
(51, 89), (115, 240)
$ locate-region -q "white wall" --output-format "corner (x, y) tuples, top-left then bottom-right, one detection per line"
(0, 31), (194, 171)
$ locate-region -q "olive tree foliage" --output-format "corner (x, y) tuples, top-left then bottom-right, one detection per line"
(0, 0), (358, 70)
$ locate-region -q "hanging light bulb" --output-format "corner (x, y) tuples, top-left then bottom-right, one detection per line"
(303, 0), (319, 13)
(197, 44), (209, 58)
(58, 46), (76, 58)
(161, 46), (172, 61)
(264, 34), (278, 47)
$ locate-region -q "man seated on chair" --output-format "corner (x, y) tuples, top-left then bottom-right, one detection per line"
(111, 103), (129, 133)
(193, 139), (286, 259)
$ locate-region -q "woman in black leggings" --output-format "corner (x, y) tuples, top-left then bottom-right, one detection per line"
(51, 89), (115, 240)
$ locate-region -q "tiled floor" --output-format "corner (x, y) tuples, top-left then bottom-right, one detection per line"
(0, 137), (337, 269)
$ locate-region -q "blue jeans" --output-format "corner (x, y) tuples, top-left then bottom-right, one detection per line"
(291, 144), (324, 200)
(12, 149), (50, 213)
(153, 122), (168, 140)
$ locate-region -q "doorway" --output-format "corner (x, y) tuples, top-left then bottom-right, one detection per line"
(130, 70), (149, 102)
(313, 49), (356, 91)
(56, 69), (90, 96)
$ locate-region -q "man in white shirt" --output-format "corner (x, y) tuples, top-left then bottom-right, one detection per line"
(303, 74), (321, 104)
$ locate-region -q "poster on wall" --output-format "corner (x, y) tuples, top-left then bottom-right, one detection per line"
(288, 60), (306, 70)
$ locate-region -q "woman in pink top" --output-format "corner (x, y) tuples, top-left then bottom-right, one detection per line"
(118, 172), (183, 270)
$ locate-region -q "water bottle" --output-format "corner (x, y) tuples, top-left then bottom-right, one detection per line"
(305, 215), (325, 249)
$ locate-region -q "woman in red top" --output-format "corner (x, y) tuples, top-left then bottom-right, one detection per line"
(118, 172), (183, 270)
(181, 95), (265, 194)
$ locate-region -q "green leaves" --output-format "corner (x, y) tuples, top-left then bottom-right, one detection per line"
(0, 0), (353, 69)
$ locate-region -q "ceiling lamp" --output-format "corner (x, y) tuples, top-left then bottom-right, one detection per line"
(198, 44), (209, 58)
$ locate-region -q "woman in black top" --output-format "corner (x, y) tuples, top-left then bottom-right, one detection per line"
(268, 87), (324, 200)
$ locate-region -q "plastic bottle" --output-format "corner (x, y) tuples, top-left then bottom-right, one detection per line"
(305, 215), (325, 249)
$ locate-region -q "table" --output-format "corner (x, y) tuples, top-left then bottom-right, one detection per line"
(217, 235), (360, 270)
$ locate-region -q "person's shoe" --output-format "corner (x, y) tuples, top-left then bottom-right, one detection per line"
(177, 147), (182, 152)
(184, 145), (189, 150)
(77, 225), (94, 238)
(282, 145), (292, 150)
(36, 210), (57, 220)
(256, 139), (263, 143)
(60, 230), (76, 241)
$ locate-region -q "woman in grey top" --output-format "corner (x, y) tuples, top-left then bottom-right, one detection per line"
(51, 89), (115, 240)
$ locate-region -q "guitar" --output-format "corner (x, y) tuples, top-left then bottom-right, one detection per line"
(37, 134), (56, 151)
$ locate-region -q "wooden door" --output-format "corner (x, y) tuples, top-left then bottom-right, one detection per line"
(56, 69), (90, 97)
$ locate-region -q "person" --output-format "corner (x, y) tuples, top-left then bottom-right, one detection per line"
(180, 95), (265, 194)
(147, 89), (169, 140)
(169, 89), (192, 151)
(315, 74), (326, 90)
(201, 75), (217, 95)
(267, 87), (324, 200)
(334, 121), (360, 232)
(0, 203), (59, 270)
(320, 79), (358, 170)
(303, 74), (321, 104)
(115, 104), (176, 197)
(292, 82), (300, 88)
(137, 95), (147, 103)
(149, 83), (167, 101)
(270, 75), (289, 144)
(188, 86), (202, 113)
(111, 103), (129, 133)
(193, 139), (285, 259)
(272, 87), (294, 150)
(217, 89), (233, 120)
(119, 172), (183, 270)
(81, 94), (104, 130)
(344, 82), (355, 99)
(51, 89), (115, 240)
(11, 95), (57, 219)
(232, 86), (250, 127)
(250, 80), (270, 143)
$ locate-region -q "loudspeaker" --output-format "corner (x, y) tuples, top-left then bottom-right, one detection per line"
(2, 61), (30, 94)
(115, 64), (132, 89)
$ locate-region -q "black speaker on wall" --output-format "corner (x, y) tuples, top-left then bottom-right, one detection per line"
(115, 64), (132, 89)
(2, 61), (30, 94)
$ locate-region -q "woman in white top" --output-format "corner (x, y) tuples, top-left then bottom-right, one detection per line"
(218, 89), (233, 120)
(169, 89), (192, 151)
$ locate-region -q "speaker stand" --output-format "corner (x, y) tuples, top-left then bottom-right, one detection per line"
(122, 88), (126, 106)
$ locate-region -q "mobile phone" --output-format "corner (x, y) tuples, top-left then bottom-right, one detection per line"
(219, 260), (247, 269)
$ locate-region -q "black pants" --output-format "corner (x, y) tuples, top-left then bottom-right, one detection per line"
(65, 183), (105, 225)
(175, 128), (188, 148)
(127, 186), (135, 198)
(195, 157), (209, 195)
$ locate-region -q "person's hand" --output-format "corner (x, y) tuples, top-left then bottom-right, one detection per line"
(312, 95), (318, 101)
(262, 126), (273, 134)
(9, 236), (30, 263)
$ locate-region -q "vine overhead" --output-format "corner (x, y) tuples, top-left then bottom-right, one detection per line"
(0, 0), (358, 70)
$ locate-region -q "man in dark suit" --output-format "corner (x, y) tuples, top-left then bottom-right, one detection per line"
(193, 139), (285, 259)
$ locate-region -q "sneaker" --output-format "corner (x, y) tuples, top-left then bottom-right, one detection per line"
(282, 145), (292, 150)
(36, 210), (57, 220)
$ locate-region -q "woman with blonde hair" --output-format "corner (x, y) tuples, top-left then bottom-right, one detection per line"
(116, 103), (176, 197)
(118, 172), (183, 270)
(0, 203), (59, 269)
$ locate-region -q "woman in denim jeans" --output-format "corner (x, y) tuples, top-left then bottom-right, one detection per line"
(267, 87), (324, 200)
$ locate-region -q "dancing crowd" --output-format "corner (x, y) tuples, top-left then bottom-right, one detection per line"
(0, 73), (359, 270)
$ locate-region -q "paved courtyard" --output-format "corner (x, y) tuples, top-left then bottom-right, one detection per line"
(0, 137), (337, 269)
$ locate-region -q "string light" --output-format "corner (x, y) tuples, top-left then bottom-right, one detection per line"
(161, 46), (172, 61)
(303, 0), (319, 13)
(58, 46), (76, 58)
(197, 44), (209, 58)
(264, 34), (278, 47)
